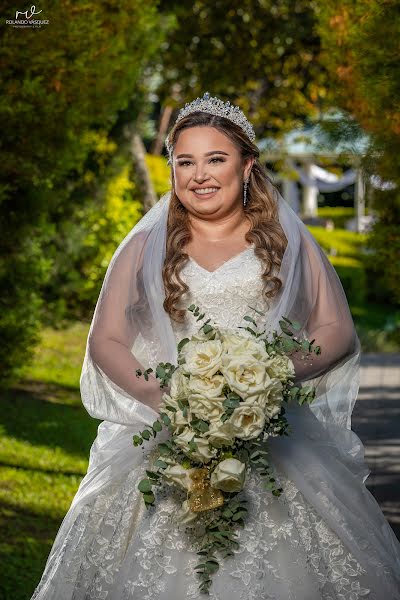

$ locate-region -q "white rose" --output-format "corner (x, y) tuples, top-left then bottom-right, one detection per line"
(207, 421), (236, 448)
(159, 392), (178, 413)
(169, 369), (190, 400)
(159, 394), (190, 433)
(162, 464), (195, 491)
(188, 373), (225, 398)
(221, 354), (269, 398)
(243, 378), (284, 419)
(190, 436), (217, 463)
(219, 329), (246, 352)
(180, 340), (223, 378)
(173, 409), (191, 431)
(210, 458), (246, 492)
(174, 427), (217, 464)
(188, 393), (225, 423)
(173, 427), (195, 453)
(266, 354), (295, 382)
(221, 331), (269, 362)
(229, 405), (266, 440)
(176, 499), (198, 525)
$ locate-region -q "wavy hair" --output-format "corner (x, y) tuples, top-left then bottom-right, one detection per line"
(162, 111), (288, 323)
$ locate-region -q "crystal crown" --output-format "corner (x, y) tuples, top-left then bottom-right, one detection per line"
(165, 92), (256, 157)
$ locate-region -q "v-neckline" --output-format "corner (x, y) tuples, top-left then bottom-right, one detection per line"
(187, 244), (255, 275)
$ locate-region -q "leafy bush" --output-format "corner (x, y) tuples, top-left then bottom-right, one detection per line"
(318, 206), (355, 228)
(367, 201), (400, 305)
(42, 154), (143, 323)
(0, 218), (53, 387)
(1, 0), (168, 383)
(145, 154), (171, 197)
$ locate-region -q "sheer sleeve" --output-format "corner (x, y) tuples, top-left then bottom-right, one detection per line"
(266, 188), (361, 431)
(90, 232), (163, 399)
(79, 192), (177, 427)
(290, 230), (358, 384)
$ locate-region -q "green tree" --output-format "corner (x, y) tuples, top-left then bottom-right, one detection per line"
(315, 1), (400, 304)
(0, 1), (170, 383)
(41, 130), (171, 323)
(153, 0), (333, 142)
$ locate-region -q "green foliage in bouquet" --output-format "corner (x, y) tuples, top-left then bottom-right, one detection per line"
(133, 304), (321, 594)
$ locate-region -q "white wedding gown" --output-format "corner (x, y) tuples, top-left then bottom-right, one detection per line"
(31, 246), (400, 600)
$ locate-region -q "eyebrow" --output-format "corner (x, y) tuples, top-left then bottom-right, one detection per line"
(175, 150), (229, 159)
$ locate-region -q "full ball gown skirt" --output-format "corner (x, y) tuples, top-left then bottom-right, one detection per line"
(31, 248), (400, 600)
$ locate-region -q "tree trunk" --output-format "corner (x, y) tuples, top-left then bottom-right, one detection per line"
(124, 123), (158, 212)
(151, 104), (174, 156)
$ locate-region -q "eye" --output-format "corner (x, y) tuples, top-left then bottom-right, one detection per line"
(178, 157), (225, 167)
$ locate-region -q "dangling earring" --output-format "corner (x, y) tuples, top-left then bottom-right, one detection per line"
(243, 179), (249, 207)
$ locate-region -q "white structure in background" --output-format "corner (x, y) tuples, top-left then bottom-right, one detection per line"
(290, 159), (358, 217)
(257, 113), (392, 233)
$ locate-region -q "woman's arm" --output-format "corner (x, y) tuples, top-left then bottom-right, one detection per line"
(289, 233), (357, 384)
(88, 337), (164, 413)
(85, 233), (164, 415)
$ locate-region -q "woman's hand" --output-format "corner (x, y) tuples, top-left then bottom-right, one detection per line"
(145, 377), (171, 414)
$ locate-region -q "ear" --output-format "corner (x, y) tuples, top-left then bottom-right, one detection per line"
(244, 157), (255, 181)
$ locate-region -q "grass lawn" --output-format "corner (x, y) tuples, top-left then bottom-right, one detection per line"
(0, 322), (101, 600)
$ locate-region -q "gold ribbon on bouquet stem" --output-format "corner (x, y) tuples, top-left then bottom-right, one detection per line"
(188, 467), (224, 512)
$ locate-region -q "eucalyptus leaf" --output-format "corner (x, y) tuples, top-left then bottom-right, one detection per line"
(138, 479), (152, 493)
(152, 420), (162, 432)
(155, 365), (166, 379)
(133, 435), (142, 446)
(243, 315), (257, 326)
(157, 443), (172, 455)
(160, 413), (171, 426)
(153, 459), (168, 469)
(203, 324), (214, 334)
(143, 492), (155, 504)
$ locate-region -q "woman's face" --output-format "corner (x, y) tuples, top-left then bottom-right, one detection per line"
(172, 126), (254, 219)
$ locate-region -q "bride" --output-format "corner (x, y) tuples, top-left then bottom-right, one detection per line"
(31, 93), (400, 599)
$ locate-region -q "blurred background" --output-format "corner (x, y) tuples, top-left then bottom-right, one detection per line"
(1, 1), (399, 598)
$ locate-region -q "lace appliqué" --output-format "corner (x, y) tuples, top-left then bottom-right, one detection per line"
(172, 247), (270, 342)
(32, 463), (371, 599)
(31, 248), (373, 600)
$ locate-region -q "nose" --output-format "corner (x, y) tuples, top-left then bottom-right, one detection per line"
(193, 164), (210, 183)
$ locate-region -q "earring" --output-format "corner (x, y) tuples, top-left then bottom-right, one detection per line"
(243, 179), (249, 207)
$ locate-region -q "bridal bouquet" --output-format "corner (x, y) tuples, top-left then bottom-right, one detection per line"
(133, 304), (320, 595)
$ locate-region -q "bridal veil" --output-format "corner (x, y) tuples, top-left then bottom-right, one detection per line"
(35, 184), (400, 598)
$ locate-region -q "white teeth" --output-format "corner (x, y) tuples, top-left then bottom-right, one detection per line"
(193, 187), (219, 194)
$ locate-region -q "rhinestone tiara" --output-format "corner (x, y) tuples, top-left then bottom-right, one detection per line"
(165, 91), (256, 157)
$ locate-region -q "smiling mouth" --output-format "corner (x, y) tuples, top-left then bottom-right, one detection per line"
(192, 187), (220, 196)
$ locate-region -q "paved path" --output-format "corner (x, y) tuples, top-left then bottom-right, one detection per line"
(351, 353), (400, 540)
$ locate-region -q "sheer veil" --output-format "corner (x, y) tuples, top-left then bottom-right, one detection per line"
(80, 183), (359, 429)
(33, 184), (400, 599)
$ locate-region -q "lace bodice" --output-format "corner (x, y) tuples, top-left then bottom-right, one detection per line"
(171, 245), (270, 342)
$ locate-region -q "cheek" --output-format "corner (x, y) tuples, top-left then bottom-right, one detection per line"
(220, 162), (241, 185)
(173, 170), (186, 187)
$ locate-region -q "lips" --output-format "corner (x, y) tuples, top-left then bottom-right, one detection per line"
(191, 187), (220, 199)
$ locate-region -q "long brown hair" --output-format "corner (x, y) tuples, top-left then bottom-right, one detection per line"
(162, 111), (287, 323)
